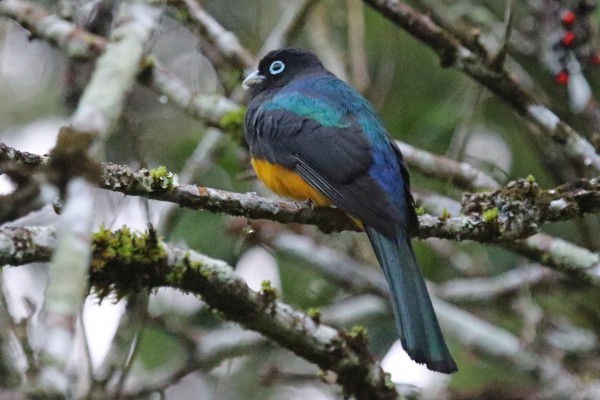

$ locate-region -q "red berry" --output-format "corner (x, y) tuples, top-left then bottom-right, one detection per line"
(555, 70), (569, 85)
(591, 52), (600, 65)
(561, 31), (576, 47)
(561, 10), (576, 26)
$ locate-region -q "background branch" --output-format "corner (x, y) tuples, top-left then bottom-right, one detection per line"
(363, 0), (600, 174)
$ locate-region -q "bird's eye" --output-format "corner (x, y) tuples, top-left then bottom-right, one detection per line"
(269, 60), (285, 75)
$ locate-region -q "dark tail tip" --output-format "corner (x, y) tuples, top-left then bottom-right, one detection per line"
(367, 227), (458, 374)
(408, 346), (458, 374)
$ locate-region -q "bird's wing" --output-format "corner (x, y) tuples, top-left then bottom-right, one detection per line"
(391, 141), (419, 236)
(246, 105), (403, 236)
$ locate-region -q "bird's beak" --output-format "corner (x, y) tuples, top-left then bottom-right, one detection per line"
(243, 70), (265, 88)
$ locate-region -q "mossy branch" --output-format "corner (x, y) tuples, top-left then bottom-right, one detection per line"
(1, 225), (400, 400)
(3, 144), (600, 243)
(69, 164), (600, 242)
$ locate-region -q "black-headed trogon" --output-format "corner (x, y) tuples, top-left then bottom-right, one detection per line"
(243, 48), (457, 374)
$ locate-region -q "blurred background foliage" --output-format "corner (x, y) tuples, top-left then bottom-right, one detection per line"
(2, 0), (600, 399)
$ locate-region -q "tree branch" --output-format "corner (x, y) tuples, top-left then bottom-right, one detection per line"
(0, 225), (400, 400)
(89, 165), (600, 242)
(509, 233), (600, 284)
(396, 141), (500, 191)
(362, 0), (600, 174)
(176, 0), (256, 70)
(3, 144), (600, 244)
(438, 264), (556, 302)
(0, 0), (242, 132)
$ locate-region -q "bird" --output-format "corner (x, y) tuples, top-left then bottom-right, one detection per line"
(243, 48), (457, 374)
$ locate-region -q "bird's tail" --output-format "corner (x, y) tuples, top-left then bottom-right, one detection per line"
(366, 227), (457, 374)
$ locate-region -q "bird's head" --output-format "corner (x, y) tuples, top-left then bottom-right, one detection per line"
(243, 48), (325, 98)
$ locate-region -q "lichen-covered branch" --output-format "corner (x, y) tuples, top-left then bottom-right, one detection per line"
(437, 264), (556, 302)
(144, 62), (243, 130)
(97, 162), (539, 241)
(0, 0), (107, 58)
(362, 0), (600, 174)
(0, 225), (400, 400)
(397, 141), (500, 191)
(509, 233), (600, 284)
(3, 144), (600, 243)
(462, 176), (600, 224)
(175, 0), (255, 69)
(100, 162), (360, 233)
(418, 182), (600, 283)
(92, 164), (600, 242)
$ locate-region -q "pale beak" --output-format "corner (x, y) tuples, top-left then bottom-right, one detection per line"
(243, 70), (265, 88)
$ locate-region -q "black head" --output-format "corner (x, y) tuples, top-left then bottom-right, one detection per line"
(244, 48), (326, 98)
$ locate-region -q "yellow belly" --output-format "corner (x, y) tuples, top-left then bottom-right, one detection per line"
(251, 158), (331, 206)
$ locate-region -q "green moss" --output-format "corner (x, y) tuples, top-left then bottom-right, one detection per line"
(527, 174), (536, 183)
(199, 266), (214, 279)
(347, 325), (368, 339)
(165, 259), (187, 283)
(439, 208), (451, 220)
(383, 372), (395, 390)
(219, 107), (246, 135)
(259, 280), (279, 303)
(91, 226), (167, 299)
(541, 253), (551, 264)
(482, 207), (499, 222)
(149, 166), (178, 190)
(344, 325), (369, 351)
(307, 307), (321, 323)
(415, 206), (426, 216)
(92, 225), (166, 266)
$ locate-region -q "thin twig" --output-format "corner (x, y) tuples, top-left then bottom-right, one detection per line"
(177, 0), (255, 69)
(489, 0), (514, 70)
(258, 0), (319, 58)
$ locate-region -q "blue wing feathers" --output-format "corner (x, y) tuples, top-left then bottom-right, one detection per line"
(263, 75), (412, 228)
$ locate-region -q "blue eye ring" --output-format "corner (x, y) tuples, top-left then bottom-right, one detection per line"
(269, 60), (285, 75)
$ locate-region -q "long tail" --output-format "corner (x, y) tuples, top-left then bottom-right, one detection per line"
(366, 227), (457, 374)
